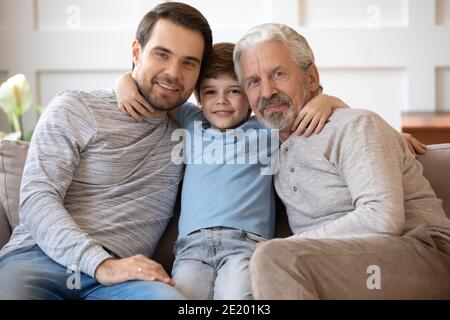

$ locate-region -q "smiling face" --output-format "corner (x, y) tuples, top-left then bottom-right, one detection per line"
(239, 40), (316, 130)
(131, 19), (205, 111)
(199, 74), (251, 131)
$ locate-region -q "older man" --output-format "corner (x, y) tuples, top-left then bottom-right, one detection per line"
(234, 23), (450, 299)
(0, 2), (212, 300)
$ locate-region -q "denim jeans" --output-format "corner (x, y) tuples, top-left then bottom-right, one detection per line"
(0, 245), (185, 300)
(172, 227), (265, 300)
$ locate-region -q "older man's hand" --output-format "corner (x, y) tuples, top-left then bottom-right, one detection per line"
(95, 254), (175, 287)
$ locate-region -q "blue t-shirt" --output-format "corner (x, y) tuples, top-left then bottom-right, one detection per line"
(173, 103), (278, 239)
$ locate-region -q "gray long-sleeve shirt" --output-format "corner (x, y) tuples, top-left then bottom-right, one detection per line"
(0, 90), (183, 278)
(276, 108), (450, 254)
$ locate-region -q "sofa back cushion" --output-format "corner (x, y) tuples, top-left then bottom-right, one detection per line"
(0, 200), (11, 247)
(417, 144), (450, 218)
(0, 140), (29, 229)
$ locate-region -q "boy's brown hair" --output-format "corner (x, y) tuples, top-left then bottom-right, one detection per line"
(195, 42), (236, 101)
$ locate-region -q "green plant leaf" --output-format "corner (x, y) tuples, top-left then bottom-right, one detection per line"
(34, 103), (44, 114)
(24, 129), (35, 141)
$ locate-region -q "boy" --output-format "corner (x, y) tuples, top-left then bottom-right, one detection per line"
(115, 43), (422, 299)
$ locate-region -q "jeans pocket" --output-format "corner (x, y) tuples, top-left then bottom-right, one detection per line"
(242, 231), (267, 244)
(173, 237), (186, 256)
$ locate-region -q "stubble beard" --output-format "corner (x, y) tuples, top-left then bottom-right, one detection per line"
(136, 75), (190, 112)
(257, 92), (296, 130)
(257, 85), (308, 130)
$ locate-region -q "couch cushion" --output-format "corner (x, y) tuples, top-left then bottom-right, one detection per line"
(0, 200), (11, 248)
(0, 140), (29, 229)
(417, 144), (450, 218)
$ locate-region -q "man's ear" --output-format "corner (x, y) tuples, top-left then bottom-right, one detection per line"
(306, 64), (321, 93)
(132, 39), (141, 67)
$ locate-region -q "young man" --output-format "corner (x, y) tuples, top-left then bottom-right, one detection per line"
(234, 23), (450, 299)
(0, 2), (212, 300)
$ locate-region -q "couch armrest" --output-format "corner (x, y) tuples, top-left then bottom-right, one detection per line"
(417, 143), (450, 218)
(0, 200), (11, 249)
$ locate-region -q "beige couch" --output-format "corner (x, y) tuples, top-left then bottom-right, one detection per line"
(1, 140), (449, 273)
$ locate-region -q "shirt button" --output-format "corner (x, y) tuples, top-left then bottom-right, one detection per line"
(290, 167), (295, 173)
(284, 147), (289, 152)
(293, 186), (297, 192)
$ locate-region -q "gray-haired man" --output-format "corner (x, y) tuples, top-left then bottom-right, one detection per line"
(234, 23), (450, 299)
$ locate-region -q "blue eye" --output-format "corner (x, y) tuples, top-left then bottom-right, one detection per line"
(248, 78), (259, 87)
(273, 71), (284, 79)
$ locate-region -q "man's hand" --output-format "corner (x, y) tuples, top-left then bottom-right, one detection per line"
(290, 94), (348, 137)
(95, 254), (175, 287)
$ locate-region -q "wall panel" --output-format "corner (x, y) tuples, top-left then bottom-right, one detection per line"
(437, 68), (450, 111)
(320, 68), (406, 129)
(37, 71), (125, 106)
(300, 0), (407, 28)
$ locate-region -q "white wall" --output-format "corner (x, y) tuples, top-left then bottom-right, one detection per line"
(0, 0), (449, 133)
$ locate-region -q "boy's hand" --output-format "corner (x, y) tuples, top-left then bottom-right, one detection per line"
(290, 94), (348, 137)
(95, 254), (175, 287)
(115, 72), (155, 122)
(402, 132), (427, 156)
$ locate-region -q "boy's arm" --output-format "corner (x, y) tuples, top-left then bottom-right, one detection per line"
(115, 72), (154, 121)
(402, 132), (427, 155)
(290, 93), (349, 137)
(115, 72), (199, 127)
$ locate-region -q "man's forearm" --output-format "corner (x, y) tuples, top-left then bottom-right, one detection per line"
(20, 192), (112, 278)
(292, 203), (405, 240)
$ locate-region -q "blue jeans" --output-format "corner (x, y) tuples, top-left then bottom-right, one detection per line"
(172, 228), (264, 300)
(0, 245), (185, 300)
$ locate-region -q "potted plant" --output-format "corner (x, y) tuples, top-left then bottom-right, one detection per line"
(0, 74), (42, 141)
